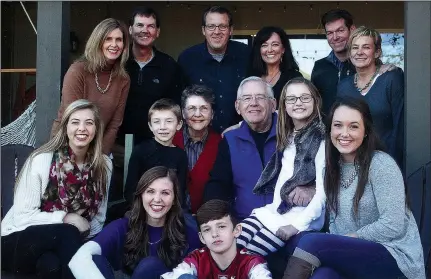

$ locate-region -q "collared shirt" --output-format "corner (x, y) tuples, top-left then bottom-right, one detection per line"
(178, 40), (250, 133)
(327, 50), (344, 71)
(183, 127), (209, 170)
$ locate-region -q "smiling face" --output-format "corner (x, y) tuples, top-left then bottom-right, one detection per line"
(235, 80), (276, 131)
(202, 12), (232, 54)
(184, 96), (213, 132)
(148, 110), (182, 146)
(142, 176), (175, 227)
(102, 28), (124, 64)
(330, 105), (366, 163)
(129, 14), (160, 48)
(66, 108), (96, 153)
(260, 32), (285, 67)
(284, 83), (315, 130)
(350, 35), (380, 70)
(325, 18), (353, 54)
(199, 215), (241, 255)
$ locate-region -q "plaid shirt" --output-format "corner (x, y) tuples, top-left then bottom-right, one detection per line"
(183, 128), (209, 170)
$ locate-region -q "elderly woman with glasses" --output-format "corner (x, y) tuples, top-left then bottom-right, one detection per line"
(172, 85), (221, 214)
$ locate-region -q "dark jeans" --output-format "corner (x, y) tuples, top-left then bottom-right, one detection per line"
(93, 255), (169, 279)
(294, 233), (407, 279)
(1, 223), (82, 279)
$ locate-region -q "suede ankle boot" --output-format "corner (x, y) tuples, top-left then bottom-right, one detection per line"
(282, 256), (316, 279)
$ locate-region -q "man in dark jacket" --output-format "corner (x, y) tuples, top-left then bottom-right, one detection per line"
(117, 6), (183, 146)
(178, 6), (250, 134)
(311, 9), (357, 117)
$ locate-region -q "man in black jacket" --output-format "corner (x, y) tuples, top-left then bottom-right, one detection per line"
(311, 9), (357, 117)
(117, 6), (183, 146)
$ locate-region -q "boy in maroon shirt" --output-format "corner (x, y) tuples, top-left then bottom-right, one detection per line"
(161, 199), (272, 279)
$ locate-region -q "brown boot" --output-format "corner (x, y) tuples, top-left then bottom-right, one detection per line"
(282, 256), (316, 279)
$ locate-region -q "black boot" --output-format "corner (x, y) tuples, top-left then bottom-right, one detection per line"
(282, 256), (316, 279)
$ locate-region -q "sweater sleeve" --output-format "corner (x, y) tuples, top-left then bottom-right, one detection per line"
(203, 138), (234, 202)
(161, 251), (199, 279)
(88, 155), (113, 239)
(249, 262), (272, 279)
(102, 77), (130, 155)
(387, 69), (405, 167)
(69, 218), (129, 279)
(51, 63), (86, 137)
(7, 154), (67, 229)
(289, 141), (326, 232)
(356, 152), (407, 242)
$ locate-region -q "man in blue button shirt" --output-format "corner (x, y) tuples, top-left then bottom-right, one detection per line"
(178, 6), (250, 133)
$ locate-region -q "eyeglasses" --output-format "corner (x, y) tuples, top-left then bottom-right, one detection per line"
(238, 94), (270, 104)
(186, 105), (211, 115)
(205, 24), (230, 31)
(285, 94), (313, 104)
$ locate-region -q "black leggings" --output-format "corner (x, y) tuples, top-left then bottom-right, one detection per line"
(1, 223), (83, 279)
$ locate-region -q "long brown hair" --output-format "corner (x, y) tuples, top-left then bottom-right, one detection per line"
(324, 97), (384, 217)
(16, 99), (108, 196)
(80, 18), (130, 78)
(123, 166), (187, 271)
(276, 77), (322, 151)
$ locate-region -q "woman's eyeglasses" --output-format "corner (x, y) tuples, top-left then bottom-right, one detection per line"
(186, 106), (211, 114)
(285, 94), (313, 104)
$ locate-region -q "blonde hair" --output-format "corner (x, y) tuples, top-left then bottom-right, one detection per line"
(277, 77), (322, 151)
(80, 18), (130, 78)
(17, 99), (108, 196)
(348, 26), (382, 65)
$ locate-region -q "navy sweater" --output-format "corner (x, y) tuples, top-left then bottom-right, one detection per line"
(337, 68), (405, 168)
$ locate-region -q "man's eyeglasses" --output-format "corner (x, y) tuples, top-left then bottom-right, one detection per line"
(205, 24), (230, 31)
(285, 94), (313, 104)
(186, 106), (211, 114)
(238, 94), (270, 104)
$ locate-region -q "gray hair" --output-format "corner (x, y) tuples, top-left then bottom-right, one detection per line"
(236, 76), (274, 99)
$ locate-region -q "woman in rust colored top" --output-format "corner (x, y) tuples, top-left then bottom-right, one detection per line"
(52, 18), (131, 155)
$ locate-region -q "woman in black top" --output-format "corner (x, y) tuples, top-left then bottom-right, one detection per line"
(248, 26), (302, 105)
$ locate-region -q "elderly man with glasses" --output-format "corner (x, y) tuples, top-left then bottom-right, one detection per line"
(178, 6), (250, 134)
(203, 77), (318, 279)
(203, 76), (277, 221)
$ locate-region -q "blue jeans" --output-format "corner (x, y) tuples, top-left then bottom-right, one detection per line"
(93, 255), (169, 279)
(178, 274), (198, 279)
(294, 233), (407, 279)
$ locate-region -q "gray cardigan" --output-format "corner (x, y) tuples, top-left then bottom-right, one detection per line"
(329, 151), (425, 279)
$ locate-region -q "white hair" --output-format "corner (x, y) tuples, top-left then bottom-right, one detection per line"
(236, 76), (274, 99)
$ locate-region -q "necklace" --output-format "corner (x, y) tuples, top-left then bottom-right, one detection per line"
(265, 70), (280, 85)
(95, 70), (113, 94)
(340, 162), (360, 189)
(354, 66), (380, 94)
(148, 237), (162, 245)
